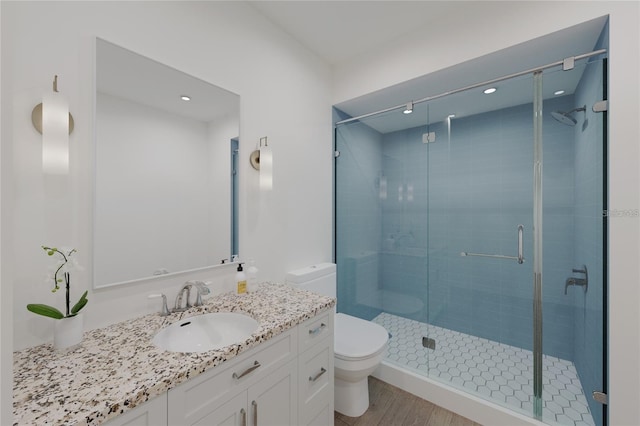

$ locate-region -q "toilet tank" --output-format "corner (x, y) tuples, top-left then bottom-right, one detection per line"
(285, 263), (336, 298)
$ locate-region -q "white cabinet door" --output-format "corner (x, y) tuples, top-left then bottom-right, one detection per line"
(192, 392), (247, 426)
(247, 363), (297, 426)
(168, 330), (295, 426)
(104, 395), (168, 426)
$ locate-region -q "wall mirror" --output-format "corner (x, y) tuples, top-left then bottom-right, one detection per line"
(94, 38), (240, 288)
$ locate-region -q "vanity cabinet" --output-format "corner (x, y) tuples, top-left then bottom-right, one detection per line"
(168, 328), (297, 425)
(104, 310), (334, 426)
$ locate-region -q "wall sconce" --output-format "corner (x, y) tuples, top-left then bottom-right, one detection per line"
(250, 136), (273, 190)
(31, 75), (74, 174)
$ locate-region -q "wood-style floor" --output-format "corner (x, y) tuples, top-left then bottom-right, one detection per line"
(334, 377), (482, 426)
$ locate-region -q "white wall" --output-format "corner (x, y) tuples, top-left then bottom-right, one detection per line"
(2, 0), (333, 353)
(0, 3), (13, 425)
(332, 2), (640, 425)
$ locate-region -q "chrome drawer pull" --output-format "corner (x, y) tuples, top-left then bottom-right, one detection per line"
(309, 367), (327, 382)
(252, 400), (258, 425)
(232, 360), (261, 380)
(308, 323), (327, 335)
(240, 408), (247, 426)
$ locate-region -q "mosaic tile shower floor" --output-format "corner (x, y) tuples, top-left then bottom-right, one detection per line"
(373, 312), (595, 426)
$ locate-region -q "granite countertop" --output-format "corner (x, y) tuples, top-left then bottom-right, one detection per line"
(13, 282), (335, 426)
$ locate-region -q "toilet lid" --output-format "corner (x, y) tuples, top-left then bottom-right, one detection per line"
(334, 313), (389, 360)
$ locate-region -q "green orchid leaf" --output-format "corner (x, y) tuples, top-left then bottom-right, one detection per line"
(70, 291), (88, 314)
(27, 304), (64, 319)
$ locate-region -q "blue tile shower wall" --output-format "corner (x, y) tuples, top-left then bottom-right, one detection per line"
(336, 84), (603, 370)
(379, 124), (430, 319)
(542, 95), (579, 361)
(378, 97), (577, 360)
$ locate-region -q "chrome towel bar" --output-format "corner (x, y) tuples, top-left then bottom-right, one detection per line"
(460, 225), (524, 264)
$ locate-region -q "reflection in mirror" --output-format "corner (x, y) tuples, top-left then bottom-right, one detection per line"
(94, 38), (240, 288)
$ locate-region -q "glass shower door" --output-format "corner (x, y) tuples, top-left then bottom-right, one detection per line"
(422, 57), (607, 426)
(424, 74), (536, 417)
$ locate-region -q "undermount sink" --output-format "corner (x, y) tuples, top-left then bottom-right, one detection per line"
(152, 312), (259, 353)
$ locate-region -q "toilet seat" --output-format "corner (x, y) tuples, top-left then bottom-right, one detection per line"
(334, 313), (389, 361)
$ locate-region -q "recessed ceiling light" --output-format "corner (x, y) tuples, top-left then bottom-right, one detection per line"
(554, 90), (565, 96)
(180, 95), (191, 101)
(483, 87), (497, 95)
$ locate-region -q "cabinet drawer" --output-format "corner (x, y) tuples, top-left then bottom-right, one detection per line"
(168, 329), (295, 425)
(298, 336), (333, 425)
(298, 310), (333, 353)
(229, 329), (295, 386)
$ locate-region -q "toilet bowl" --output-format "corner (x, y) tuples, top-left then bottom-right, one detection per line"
(286, 263), (389, 417)
(334, 312), (388, 417)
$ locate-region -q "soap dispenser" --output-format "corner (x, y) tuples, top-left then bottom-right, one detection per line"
(236, 263), (247, 295)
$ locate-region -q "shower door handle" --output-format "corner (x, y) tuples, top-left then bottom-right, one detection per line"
(460, 224), (524, 264)
(517, 224), (524, 264)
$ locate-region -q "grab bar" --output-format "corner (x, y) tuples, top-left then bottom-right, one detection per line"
(461, 224), (524, 264)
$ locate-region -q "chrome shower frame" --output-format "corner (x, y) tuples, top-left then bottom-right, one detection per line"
(336, 49), (606, 126)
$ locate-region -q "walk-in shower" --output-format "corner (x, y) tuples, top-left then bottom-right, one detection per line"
(334, 47), (607, 426)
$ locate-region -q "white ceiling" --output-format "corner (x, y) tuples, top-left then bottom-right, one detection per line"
(247, 1), (607, 132)
(247, 1), (461, 65)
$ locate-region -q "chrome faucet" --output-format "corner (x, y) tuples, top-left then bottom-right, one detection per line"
(565, 265), (588, 295)
(174, 281), (211, 312)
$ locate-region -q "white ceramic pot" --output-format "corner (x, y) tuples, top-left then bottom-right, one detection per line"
(53, 313), (83, 350)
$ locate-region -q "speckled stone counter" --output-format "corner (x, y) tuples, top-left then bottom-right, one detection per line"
(13, 283), (335, 426)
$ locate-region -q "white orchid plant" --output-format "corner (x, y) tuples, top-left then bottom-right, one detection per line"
(27, 246), (88, 319)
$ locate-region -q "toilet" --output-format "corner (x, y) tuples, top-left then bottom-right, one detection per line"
(286, 263), (389, 417)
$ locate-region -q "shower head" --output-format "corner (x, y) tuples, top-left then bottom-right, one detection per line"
(551, 111), (577, 126)
(550, 106), (587, 126)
